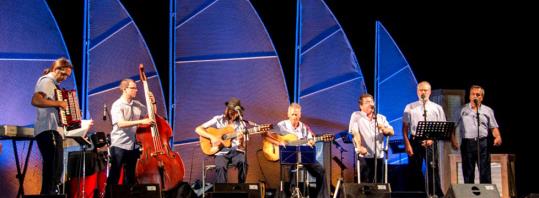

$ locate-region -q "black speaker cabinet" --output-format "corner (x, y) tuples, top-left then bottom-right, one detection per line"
(23, 195), (66, 198)
(445, 184), (500, 198)
(109, 184), (161, 198)
(340, 183), (391, 198)
(209, 183), (263, 198)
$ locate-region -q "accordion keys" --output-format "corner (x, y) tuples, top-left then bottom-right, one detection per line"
(55, 89), (82, 131)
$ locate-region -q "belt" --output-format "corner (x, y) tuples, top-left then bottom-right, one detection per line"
(463, 137), (487, 141)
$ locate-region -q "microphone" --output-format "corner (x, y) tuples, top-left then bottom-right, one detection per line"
(234, 106), (243, 118)
(234, 105), (242, 112)
(420, 94), (426, 101)
(473, 98), (479, 106)
(103, 104), (107, 121)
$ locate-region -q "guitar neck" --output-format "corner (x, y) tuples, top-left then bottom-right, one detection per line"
(288, 136), (325, 146)
(222, 127), (257, 140)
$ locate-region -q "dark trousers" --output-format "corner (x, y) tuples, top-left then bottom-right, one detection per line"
(461, 138), (491, 183)
(289, 163), (328, 198)
(408, 138), (443, 197)
(35, 130), (64, 195)
(215, 150), (247, 183)
(359, 158), (384, 183)
(106, 146), (139, 187)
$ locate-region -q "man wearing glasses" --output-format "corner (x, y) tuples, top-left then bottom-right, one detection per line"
(31, 57), (73, 195)
(454, 85), (502, 183)
(105, 78), (156, 195)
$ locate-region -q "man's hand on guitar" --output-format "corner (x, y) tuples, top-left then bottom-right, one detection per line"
(210, 136), (223, 146)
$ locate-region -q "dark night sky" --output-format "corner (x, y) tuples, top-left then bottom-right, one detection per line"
(47, 0), (536, 195)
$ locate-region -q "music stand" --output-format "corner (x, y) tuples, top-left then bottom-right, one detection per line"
(414, 121), (455, 198)
(63, 120), (92, 197)
(280, 145), (315, 198)
(415, 121), (454, 141)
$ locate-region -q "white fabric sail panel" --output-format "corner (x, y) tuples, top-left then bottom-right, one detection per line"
(87, 0), (167, 133)
(0, 0), (74, 126)
(174, 0), (289, 142)
(298, 0), (367, 135)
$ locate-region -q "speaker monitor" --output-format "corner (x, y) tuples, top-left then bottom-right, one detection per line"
(23, 195), (66, 198)
(340, 183), (391, 198)
(209, 183), (263, 198)
(109, 184), (161, 198)
(445, 184), (500, 198)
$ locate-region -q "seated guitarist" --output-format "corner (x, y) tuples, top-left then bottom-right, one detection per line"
(195, 97), (248, 183)
(272, 103), (329, 198)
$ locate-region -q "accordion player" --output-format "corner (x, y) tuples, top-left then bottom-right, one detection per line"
(55, 88), (82, 131)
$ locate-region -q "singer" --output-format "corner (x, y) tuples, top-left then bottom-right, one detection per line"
(454, 85), (502, 183)
(402, 81), (446, 197)
(194, 97), (248, 183)
(349, 93), (394, 183)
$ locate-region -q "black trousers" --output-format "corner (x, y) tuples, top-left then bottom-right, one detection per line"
(359, 157), (384, 183)
(215, 150), (247, 183)
(461, 138), (491, 183)
(289, 162), (329, 198)
(35, 130), (64, 195)
(106, 146), (139, 187)
(408, 138), (443, 197)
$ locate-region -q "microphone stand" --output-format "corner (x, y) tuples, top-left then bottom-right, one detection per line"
(236, 109), (248, 183)
(422, 98), (434, 197)
(372, 107), (379, 183)
(475, 100), (481, 183)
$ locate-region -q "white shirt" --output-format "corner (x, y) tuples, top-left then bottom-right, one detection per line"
(201, 115), (245, 155)
(275, 120), (314, 142)
(403, 100), (446, 136)
(110, 97), (147, 150)
(349, 111), (393, 158)
(457, 103), (499, 139)
(34, 73), (62, 136)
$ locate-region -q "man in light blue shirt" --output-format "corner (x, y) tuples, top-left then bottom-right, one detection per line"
(106, 79), (155, 192)
(456, 85), (502, 183)
(349, 93), (394, 183)
(31, 57), (73, 195)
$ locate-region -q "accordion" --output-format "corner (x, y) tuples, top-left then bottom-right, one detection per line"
(55, 89), (82, 131)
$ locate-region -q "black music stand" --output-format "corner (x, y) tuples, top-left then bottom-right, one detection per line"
(415, 121), (455, 198)
(280, 145), (316, 198)
(415, 121), (454, 141)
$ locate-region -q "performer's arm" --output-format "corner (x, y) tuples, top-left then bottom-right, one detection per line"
(195, 124), (223, 146)
(31, 92), (66, 109)
(492, 128), (502, 146)
(402, 122), (414, 156)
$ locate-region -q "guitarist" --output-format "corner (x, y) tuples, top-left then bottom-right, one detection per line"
(195, 97), (248, 183)
(348, 93), (394, 183)
(272, 103), (329, 198)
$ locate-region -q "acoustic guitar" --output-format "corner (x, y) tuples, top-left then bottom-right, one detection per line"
(262, 133), (334, 161)
(199, 124), (272, 155)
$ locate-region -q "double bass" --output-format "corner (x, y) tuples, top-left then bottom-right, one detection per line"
(135, 64), (184, 191)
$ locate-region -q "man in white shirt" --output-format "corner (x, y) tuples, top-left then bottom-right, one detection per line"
(402, 81), (446, 197)
(273, 103), (328, 198)
(349, 93), (394, 183)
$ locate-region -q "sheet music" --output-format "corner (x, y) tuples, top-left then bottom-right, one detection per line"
(64, 120), (92, 142)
